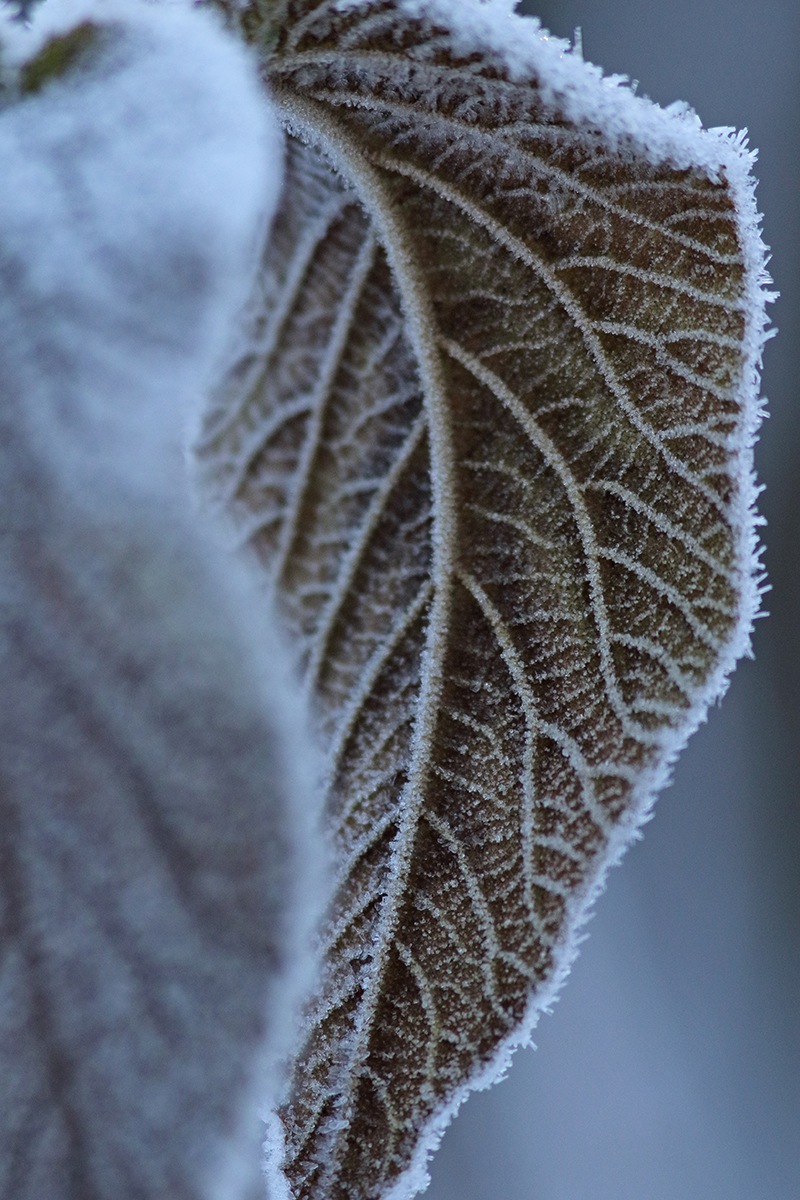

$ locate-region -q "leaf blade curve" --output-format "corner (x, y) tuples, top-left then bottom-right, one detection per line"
(198, 3), (770, 1197)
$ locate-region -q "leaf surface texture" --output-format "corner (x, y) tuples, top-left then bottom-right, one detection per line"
(198, 3), (767, 1197)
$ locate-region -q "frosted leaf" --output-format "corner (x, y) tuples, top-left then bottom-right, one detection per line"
(196, 2), (771, 1198)
(0, 4), (320, 1199)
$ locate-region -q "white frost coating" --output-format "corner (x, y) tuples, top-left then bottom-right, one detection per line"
(340, 0), (753, 181)
(0, 0), (285, 509)
(317, 5), (773, 1200)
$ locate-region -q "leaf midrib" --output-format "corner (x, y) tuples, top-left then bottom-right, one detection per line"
(275, 89), (460, 1193)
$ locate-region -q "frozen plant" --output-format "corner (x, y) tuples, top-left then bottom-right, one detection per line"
(0, 2), (772, 1200)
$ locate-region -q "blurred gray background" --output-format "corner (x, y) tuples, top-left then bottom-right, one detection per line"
(426, 2), (800, 1198)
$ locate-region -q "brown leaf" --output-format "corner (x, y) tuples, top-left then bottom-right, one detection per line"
(196, 3), (769, 1197)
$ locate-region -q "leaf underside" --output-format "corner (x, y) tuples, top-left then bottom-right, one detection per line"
(197, 3), (759, 1197)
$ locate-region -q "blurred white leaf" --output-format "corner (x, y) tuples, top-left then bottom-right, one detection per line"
(0, 4), (323, 1199)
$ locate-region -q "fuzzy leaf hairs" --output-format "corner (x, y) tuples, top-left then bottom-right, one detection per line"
(196, 2), (772, 1198)
(0, 4), (323, 1199)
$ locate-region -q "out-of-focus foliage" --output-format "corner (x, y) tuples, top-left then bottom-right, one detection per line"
(0, 4), (321, 1199)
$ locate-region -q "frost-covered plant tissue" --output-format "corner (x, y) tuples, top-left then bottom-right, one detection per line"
(194, 2), (771, 1199)
(0, 0), (773, 1198)
(0, 3), (324, 1200)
